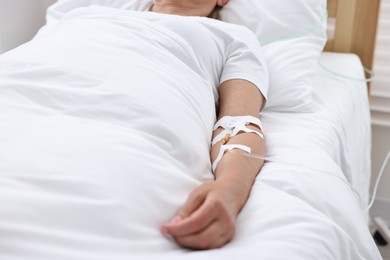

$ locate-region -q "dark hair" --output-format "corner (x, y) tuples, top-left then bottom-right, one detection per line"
(208, 6), (221, 19)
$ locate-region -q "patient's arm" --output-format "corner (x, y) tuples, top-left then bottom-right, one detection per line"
(161, 79), (265, 250)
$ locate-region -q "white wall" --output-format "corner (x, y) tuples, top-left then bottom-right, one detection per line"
(0, 0), (56, 54)
(371, 125), (390, 198)
(370, 124), (390, 219)
(369, 0), (390, 218)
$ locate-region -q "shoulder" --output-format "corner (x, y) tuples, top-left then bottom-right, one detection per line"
(195, 17), (260, 45)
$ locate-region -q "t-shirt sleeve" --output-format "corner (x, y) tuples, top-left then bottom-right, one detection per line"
(220, 26), (269, 102)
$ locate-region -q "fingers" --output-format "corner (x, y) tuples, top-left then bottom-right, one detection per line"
(161, 182), (212, 235)
(161, 196), (218, 237)
(161, 181), (238, 249)
(175, 220), (235, 250)
(175, 183), (210, 220)
(162, 194), (236, 239)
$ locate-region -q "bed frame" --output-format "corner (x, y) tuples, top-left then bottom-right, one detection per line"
(325, 0), (381, 76)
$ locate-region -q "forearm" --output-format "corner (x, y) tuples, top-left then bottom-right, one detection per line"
(210, 79), (265, 214)
(211, 124), (264, 214)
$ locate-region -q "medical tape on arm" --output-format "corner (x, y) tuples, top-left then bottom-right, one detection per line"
(212, 144), (252, 173)
(211, 116), (264, 146)
(211, 116), (264, 173)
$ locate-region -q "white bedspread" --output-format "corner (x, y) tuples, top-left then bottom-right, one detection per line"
(0, 7), (380, 260)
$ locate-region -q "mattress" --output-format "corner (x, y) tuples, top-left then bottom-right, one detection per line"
(0, 20), (380, 259)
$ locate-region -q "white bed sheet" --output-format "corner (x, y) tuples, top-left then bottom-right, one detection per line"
(263, 52), (372, 212)
(0, 9), (380, 259)
(315, 52), (372, 211)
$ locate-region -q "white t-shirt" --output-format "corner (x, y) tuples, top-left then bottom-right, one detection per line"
(143, 11), (269, 102)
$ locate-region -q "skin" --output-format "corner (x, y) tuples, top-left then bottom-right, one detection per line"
(152, 0), (228, 17)
(152, 0), (266, 250)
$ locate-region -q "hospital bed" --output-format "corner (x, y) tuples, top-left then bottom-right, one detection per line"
(0, 0), (382, 259)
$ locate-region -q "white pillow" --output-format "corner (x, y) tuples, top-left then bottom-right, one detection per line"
(220, 0), (327, 112)
(37, 0), (153, 36)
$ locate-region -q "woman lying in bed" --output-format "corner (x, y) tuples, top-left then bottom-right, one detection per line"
(0, 0), (268, 254)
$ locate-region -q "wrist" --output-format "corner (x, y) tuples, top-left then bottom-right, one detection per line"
(214, 175), (251, 216)
(214, 153), (259, 214)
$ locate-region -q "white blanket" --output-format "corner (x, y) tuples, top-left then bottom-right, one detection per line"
(0, 7), (381, 260)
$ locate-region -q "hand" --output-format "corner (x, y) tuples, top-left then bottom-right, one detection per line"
(160, 180), (245, 250)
